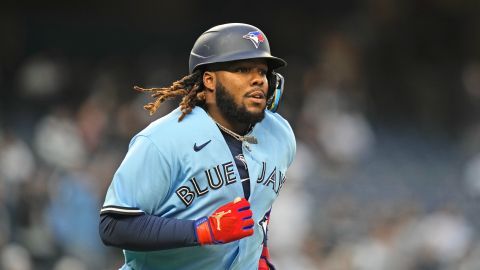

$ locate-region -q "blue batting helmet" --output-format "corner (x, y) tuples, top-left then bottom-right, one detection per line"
(189, 23), (287, 74)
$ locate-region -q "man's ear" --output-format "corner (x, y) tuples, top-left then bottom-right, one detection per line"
(203, 71), (215, 92)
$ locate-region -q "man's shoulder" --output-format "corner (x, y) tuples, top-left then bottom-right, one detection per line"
(135, 107), (209, 141)
(140, 108), (182, 135)
(261, 111), (296, 165)
(261, 111), (296, 150)
(264, 110), (288, 121)
(262, 111), (294, 134)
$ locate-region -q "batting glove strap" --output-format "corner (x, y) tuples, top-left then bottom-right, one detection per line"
(194, 217), (214, 245)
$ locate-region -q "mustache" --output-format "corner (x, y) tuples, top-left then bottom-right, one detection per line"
(245, 88), (266, 99)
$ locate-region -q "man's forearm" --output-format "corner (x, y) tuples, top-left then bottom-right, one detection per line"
(99, 213), (198, 251)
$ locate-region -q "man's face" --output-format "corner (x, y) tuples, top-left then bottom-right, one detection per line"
(213, 59), (269, 125)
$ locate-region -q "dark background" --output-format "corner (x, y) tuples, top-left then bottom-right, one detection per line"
(1, 1), (480, 269)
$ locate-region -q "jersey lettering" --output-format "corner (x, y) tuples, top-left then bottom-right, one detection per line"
(176, 162), (238, 207)
(257, 164), (287, 194)
(190, 177), (209, 196)
(279, 172), (286, 192)
(176, 186), (195, 207)
(223, 162), (236, 185)
(263, 167), (277, 191)
(257, 162), (266, 183)
(277, 171), (286, 194)
(210, 166), (224, 189)
(176, 160), (287, 207)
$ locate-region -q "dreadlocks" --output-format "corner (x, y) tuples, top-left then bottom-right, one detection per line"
(133, 69), (205, 121)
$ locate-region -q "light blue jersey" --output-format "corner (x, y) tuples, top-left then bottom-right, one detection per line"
(102, 106), (296, 270)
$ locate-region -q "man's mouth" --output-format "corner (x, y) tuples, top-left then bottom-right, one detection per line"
(246, 90), (266, 100)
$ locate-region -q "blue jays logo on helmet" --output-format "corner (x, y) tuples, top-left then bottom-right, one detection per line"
(242, 31), (265, 48)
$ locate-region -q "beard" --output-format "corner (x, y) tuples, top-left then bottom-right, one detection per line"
(215, 81), (265, 125)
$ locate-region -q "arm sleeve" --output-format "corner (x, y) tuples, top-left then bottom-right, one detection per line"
(287, 121), (297, 167)
(99, 212), (198, 251)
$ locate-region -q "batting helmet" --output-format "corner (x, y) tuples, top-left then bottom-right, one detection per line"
(189, 23), (287, 74)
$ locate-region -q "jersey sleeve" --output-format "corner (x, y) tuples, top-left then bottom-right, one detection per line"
(276, 113), (296, 167)
(268, 111), (296, 168)
(101, 135), (176, 216)
(286, 120), (296, 167)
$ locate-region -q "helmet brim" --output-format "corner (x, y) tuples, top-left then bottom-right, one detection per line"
(190, 50), (287, 73)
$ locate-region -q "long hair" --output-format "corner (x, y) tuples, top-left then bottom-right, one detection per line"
(133, 69), (205, 121)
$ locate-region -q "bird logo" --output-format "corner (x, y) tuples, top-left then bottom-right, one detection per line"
(242, 31), (265, 48)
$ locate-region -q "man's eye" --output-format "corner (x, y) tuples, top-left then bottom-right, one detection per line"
(236, 67), (250, 73)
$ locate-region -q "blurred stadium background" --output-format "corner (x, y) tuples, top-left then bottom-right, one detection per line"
(2, 1), (480, 269)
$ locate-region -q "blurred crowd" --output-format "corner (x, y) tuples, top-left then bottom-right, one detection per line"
(268, 21), (480, 269)
(2, 1), (480, 270)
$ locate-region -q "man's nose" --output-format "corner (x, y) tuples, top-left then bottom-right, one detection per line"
(250, 70), (265, 86)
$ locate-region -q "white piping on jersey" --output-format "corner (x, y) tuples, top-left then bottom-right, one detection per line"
(100, 206), (144, 214)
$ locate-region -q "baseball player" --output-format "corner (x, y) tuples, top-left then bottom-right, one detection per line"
(99, 23), (296, 270)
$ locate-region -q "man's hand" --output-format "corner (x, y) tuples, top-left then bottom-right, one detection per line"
(195, 197), (254, 245)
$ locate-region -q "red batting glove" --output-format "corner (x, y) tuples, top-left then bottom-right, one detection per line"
(195, 197), (254, 245)
(258, 245), (273, 270)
